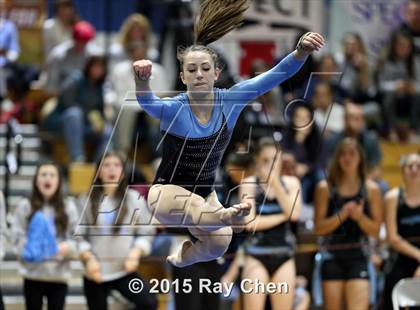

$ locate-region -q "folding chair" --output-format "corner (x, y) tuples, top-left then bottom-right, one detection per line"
(392, 278), (420, 310)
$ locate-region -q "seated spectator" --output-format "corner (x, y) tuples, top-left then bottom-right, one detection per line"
(335, 33), (375, 104)
(45, 20), (98, 95)
(0, 190), (6, 310)
(316, 54), (341, 97)
(109, 14), (156, 68)
(313, 82), (345, 136)
(314, 138), (382, 310)
(241, 59), (284, 127)
(394, 0), (420, 56)
(0, 2), (19, 99)
(324, 102), (384, 187)
(43, 55), (112, 162)
(78, 151), (157, 310)
(299, 53), (342, 102)
(0, 65), (38, 124)
(378, 30), (420, 141)
(282, 104), (325, 204)
(10, 163), (80, 310)
(382, 153), (420, 310)
(43, 0), (79, 62)
(106, 40), (168, 155)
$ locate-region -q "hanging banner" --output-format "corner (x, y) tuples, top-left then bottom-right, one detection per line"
(212, 0), (324, 76)
(329, 0), (406, 61)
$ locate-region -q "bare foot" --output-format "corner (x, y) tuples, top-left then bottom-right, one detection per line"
(220, 202), (251, 225)
(166, 239), (193, 268)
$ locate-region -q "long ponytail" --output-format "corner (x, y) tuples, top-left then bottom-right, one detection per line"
(194, 0), (248, 46)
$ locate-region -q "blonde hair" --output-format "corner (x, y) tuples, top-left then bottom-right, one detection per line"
(119, 14), (151, 52)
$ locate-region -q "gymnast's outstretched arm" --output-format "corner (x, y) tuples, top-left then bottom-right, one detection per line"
(224, 32), (324, 121)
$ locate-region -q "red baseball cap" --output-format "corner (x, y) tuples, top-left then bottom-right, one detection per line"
(73, 21), (95, 43)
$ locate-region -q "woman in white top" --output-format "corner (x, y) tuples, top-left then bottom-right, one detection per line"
(78, 151), (157, 310)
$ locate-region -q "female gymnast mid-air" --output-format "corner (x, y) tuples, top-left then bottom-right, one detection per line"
(133, 0), (324, 267)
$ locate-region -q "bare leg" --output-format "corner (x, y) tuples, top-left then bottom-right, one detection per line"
(322, 280), (345, 310)
(242, 256), (269, 310)
(345, 279), (369, 310)
(270, 258), (296, 310)
(147, 184), (251, 232)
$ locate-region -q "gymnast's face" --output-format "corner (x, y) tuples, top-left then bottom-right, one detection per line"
(36, 165), (60, 200)
(180, 51), (220, 93)
(99, 155), (124, 184)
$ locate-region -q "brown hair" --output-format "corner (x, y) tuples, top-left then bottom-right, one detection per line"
(327, 137), (367, 187)
(178, 0), (248, 70)
(255, 136), (282, 157)
(119, 14), (151, 52)
(29, 163), (68, 236)
(90, 151), (129, 234)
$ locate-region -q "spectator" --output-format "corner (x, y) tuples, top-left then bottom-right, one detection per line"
(78, 151), (157, 310)
(313, 82), (345, 136)
(43, 0), (79, 62)
(324, 102), (382, 180)
(10, 163), (80, 310)
(0, 190), (6, 310)
(395, 0), (420, 56)
(244, 59), (284, 127)
(44, 55), (112, 162)
(314, 138), (382, 310)
(282, 104), (325, 204)
(0, 1), (19, 99)
(382, 153), (420, 310)
(109, 14), (155, 68)
(378, 30), (420, 141)
(107, 40), (168, 154)
(335, 33), (375, 104)
(45, 20), (98, 95)
(304, 53), (342, 102)
(234, 138), (302, 310)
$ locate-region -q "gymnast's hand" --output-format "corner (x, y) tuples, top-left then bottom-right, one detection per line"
(133, 59), (153, 84)
(295, 32), (325, 59)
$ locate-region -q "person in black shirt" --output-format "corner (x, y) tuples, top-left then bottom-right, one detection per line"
(314, 137), (382, 310)
(382, 153), (420, 310)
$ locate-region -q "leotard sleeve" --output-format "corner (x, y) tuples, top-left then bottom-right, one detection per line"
(224, 52), (306, 126)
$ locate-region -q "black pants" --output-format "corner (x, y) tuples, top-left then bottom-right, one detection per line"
(0, 285), (4, 310)
(23, 278), (68, 310)
(83, 272), (157, 310)
(171, 260), (223, 310)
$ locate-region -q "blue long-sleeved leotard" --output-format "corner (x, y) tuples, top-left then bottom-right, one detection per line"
(136, 52), (305, 197)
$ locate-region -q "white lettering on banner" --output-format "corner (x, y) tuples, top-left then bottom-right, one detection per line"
(211, 0), (324, 76)
(329, 0), (405, 60)
(222, 0), (323, 41)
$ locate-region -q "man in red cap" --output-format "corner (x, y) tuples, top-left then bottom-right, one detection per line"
(45, 20), (99, 96)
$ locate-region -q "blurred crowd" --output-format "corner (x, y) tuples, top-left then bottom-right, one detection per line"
(0, 0), (420, 310)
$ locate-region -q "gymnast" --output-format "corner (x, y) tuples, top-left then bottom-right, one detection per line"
(134, 0), (324, 267)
